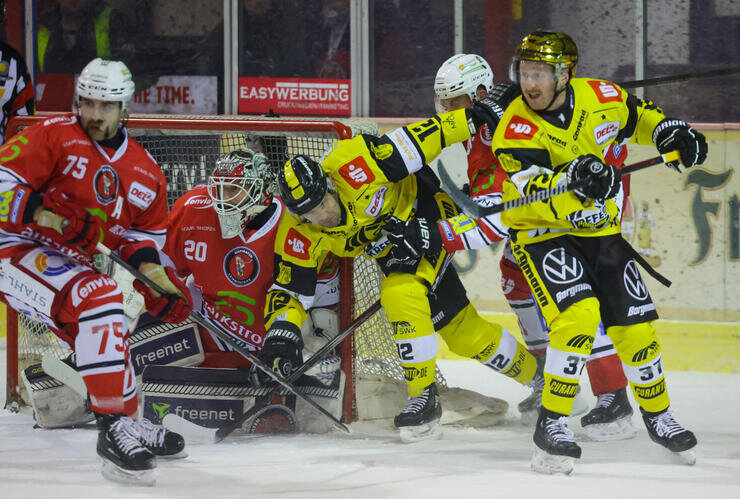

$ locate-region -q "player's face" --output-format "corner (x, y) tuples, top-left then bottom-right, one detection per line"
(518, 61), (565, 111)
(78, 97), (123, 141)
(302, 191), (341, 227)
(438, 94), (473, 112)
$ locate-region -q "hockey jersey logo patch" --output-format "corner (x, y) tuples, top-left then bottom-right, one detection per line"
(128, 181), (156, 209)
(339, 157), (374, 189)
(587, 80), (622, 103)
(504, 116), (538, 140)
(223, 247), (260, 287)
(93, 165), (119, 205)
(593, 121), (620, 145)
(365, 185), (387, 217)
(284, 228), (311, 260)
(183, 195), (213, 209)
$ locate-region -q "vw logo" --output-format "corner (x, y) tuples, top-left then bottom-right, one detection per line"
(623, 260), (649, 300)
(542, 248), (583, 284)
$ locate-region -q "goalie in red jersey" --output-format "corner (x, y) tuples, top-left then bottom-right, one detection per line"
(152, 146), (343, 435)
(0, 58), (190, 485)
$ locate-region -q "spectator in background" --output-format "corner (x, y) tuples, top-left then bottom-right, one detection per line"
(0, 40), (34, 144)
(309, 0), (350, 79)
(36, 0), (141, 75)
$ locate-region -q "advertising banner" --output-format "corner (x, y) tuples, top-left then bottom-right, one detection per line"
(238, 77), (350, 116)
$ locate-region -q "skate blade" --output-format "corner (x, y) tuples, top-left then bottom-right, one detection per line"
(155, 450), (188, 460)
(100, 458), (157, 486)
(531, 447), (576, 475)
(399, 420), (442, 444)
(520, 409), (538, 426)
(582, 416), (638, 442)
(665, 448), (696, 466)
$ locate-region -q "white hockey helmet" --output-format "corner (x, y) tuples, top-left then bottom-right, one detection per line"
(207, 148), (276, 238)
(434, 53), (495, 104)
(75, 58), (136, 112)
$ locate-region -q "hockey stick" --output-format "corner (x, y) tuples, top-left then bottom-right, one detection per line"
(619, 66), (740, 89)
(95, 243), (351, 435)
(163, 299), (382, 443)
(442, 150), (679, 218)
(41, 353), (87, 399)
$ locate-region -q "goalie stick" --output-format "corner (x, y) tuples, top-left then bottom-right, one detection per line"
(164, 300), (381, 443)
(92, 242), (351, 435)
(440, 150), (680, 218)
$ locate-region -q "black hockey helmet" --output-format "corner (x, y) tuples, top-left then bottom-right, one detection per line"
(278, 155), (328, 216)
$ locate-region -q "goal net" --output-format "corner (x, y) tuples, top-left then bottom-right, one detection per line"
(2, 113), (452, 424)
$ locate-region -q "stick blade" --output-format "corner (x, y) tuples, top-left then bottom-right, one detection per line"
(162, 414), (218, 444)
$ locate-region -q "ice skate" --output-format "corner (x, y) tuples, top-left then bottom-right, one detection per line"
(531, 407), (581, 475)
(518, 356), (544, 425)
(641, 407), (697, 465)
(96, 413), (156, 486)
(581, 388), (637, 441)
(394, 383), (442, 443)
(132, 416), (187, 459)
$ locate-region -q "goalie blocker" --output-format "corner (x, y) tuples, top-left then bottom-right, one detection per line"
(141, 364), (345, 435)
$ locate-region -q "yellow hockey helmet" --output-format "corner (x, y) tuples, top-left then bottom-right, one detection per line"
(511, 30), (578, 80)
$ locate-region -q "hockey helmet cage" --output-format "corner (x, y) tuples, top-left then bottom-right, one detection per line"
(434, 53), (495, 102)
(510, 30), (578, 82)
(278, 155), (327, 216)
(75, 58), (136, 111)
(207, 147), (275, 238)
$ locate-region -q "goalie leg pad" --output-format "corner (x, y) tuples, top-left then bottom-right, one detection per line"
(21, 362), (94, 429)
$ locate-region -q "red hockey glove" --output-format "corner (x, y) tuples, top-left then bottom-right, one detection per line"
(40, 188), (102, 254)
(133, 265), (193, 324)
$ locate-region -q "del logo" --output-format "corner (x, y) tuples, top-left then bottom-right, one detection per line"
(365, 186), (387, 217)
(593, 121), (620, 145)
(223, 247), (260, 286)
(339, 157), (374, 189)
(588, 80), (622, 103)
(152, 402), (171, 420)
(93, 165), (119, 205)
(183, 195), (213, 209)
(285, 228), (311, 259)
(504, 116), (538, 140)
(34, 250), (76, 276)
(127, 181), (156, 209)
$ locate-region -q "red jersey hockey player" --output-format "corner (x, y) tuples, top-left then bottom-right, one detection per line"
(164, 147), (341, 380)
(432, 54), (635, 440)
(0, 58), (190, 485)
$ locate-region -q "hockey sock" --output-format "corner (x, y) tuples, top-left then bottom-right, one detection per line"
(607, 322), (671, 413)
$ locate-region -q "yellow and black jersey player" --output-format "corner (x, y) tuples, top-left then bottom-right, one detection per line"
(386, 30), (707, 471)
(267, 104), (540, 443)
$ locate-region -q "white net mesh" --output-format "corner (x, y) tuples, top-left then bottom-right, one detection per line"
(5, 114), (449, 418)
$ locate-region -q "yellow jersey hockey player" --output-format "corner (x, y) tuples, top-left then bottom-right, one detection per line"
(384, 30), (706, 471)
(270, 105), (541, 443)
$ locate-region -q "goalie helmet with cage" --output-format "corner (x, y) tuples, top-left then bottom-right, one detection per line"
(207, 148), (276, 238)
(74, 58), (136, 112)
(278, 155), (328, 216)
(509, 30), (578, 83)
(434, 53), (495, 112)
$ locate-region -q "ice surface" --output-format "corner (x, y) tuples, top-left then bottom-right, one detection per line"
(1, 358), (739, 498)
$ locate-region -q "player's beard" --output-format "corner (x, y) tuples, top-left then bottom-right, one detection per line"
(83, 119), (115, 141)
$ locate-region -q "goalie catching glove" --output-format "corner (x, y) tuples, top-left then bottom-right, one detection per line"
(36, 188), (102, 255)
(653, 119), (707, 171)
(383, 216), (442, 262)
(566, 154), (621, 201)
(250, 322), (303, 387)
(133, 264), (193, 323)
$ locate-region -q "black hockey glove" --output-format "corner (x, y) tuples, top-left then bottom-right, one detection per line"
(653, 119), (708, 172)
(566, 154), (622, 201)
(383, 216), (442, 262)
(466, 97), (506, 134)
(250, 322), (303, 387)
